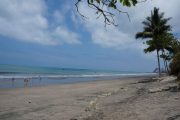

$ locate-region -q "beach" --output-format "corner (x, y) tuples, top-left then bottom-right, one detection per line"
(0, 0), (180, 120)
(0, 75), (180, 120)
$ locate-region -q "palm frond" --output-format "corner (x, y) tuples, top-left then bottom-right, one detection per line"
(135, 32), (153, 39)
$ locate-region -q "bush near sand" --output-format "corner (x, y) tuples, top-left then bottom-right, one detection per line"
(170, 52), (180, 81)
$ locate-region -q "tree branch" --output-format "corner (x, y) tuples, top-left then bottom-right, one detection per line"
(75, 0), (148, 27)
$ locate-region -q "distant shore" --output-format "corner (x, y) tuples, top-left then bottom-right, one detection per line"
(0, 75), (180, 120)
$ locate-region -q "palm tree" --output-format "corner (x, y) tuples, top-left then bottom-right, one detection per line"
(170, 38), (180, 55)
(136, 7), (171, 76)
(159, 33), (176, 73)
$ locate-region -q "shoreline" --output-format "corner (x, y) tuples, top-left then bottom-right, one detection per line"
(0, 75), (179, 120)
(0, 74), (156, 89)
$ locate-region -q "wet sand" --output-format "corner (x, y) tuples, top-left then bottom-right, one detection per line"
(0, 76), (180, 120)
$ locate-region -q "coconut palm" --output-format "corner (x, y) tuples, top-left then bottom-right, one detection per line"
(136, 7), (171, 76)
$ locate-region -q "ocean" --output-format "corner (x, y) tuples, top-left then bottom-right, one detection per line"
(0, 64), (156, 88)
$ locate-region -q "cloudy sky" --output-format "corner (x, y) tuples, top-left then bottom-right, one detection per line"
(0, 0), (180, 72)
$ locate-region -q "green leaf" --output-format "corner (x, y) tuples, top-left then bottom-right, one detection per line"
(119, 0), (137, 7)
(131, 0), (137, 6)
(95, 0), (100, 4)
(108, 2), (117, 9)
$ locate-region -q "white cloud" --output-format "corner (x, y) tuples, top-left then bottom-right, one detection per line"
(91, 28), (133, 49)
(72, 0), (180, 50)
(0, 0), (80, 45)
(53, 10), (64, 24)
(54, 26), (80, 44)
(1, 0), (179, 48)
(73, 2), (139, 50)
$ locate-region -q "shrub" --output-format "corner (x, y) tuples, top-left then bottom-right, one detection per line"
(170, 52), (180, 80)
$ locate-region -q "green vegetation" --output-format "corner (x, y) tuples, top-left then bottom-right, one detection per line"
(135, 7), (180, 79)
(135, 7), (172, 76)
(170, 52), (180, 80)
(159, 33), (176, 73)
(169, 40), (180, 80)
(76, 1), (180, 79)
(87, 0), (138, 7)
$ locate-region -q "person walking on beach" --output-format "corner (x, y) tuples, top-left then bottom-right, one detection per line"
(11, 77), (15, 87)
(24, 78), (29, 87)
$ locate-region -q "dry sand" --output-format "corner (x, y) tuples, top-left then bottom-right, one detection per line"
(0, 76), (180, 120)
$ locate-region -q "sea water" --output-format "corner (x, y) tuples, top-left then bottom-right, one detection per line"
(0, 64), (156, 88)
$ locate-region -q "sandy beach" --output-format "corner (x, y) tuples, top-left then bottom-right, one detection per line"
(0, 76), (180, 120)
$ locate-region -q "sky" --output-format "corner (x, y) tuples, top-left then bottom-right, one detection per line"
(0, 0), (180, 72)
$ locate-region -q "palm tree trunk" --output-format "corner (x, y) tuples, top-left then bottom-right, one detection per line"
(165, 60), (169, 74)
(162, 50), (168, 73)
(163, 59), (166, 73)
(156, 50), (161, 77)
